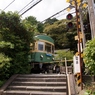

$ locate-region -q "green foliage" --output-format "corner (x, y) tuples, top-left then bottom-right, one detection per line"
(0, 53), (11, 68)
(24, 16), (44, 33)
(44, 18), (58, 25)
(0, 41), (14, 48)
(55, 50), (74, 66)
(0, 11), (34, 81)
(37, 22), (44, 33)
(22, 18), (38, 34)
(43, 19), (77, 51)
(83, 38), (95, 75)
(55, 50), (74, 60)
(25, 16), (37, 25)
(85, 83), (95, 95)
(0, 80), (6, 87)
(0, 41), (13, 80)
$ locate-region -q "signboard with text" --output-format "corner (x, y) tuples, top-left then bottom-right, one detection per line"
(73, 55), (80, 75)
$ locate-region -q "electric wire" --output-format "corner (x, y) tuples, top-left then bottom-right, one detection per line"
(41, 6), (73, 23)
(58, 9), (75, 18)
(18, 0), (34, 13)
(3, 0), (15, 11)
(2, 0), (75, 23)
(20, 0), (42, 16)
(52, 8), (75, 19)
(56, 10), (75, 19)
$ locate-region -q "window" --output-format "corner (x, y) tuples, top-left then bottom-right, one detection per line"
(45, 43), (51, 53)
(38, 42), (44, 51)
(52, 45), (54, 53)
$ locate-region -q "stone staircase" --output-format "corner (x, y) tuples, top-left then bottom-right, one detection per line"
(1, 74), (68, 95)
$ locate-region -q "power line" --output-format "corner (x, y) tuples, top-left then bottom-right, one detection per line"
(20, 0), (42, 16)
(53, 8), (75, 19)
(3, 0), (15, 11)
(18, 0), (34, 13)
(41, 6), (70, 23)
(55, 10), (75, 19)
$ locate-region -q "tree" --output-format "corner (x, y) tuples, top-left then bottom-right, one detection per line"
(24, 16), (44, 33)
(43, 19), (77, 51)
(83, 38), (95, 75)
(37, 22), (44, 33)
(0, 11), (34, 80)
(0, 41), (14, 80)
(44, 18), (58, 25)
(55, 50), (74, 66)
(55, 50), (74, 60)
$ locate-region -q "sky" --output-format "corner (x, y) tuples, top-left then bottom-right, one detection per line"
(0, 0), (75, 21)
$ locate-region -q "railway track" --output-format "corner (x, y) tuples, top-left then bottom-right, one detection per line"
(0, 74), (77, 95)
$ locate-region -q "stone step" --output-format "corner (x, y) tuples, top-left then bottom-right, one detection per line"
(3, 90), (67, 95)
(18, 74), (66, 78)
(15, 77), (66, 82)
(7, 86), (67, 92)
(1, 74), (68, 95)
(11, 81), (66, 86)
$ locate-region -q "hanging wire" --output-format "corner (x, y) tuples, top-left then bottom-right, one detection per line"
(20, 0), (42, 16)
(18, 0), (34, 13)
(55, 10), (75, 19)
(3, 0), (15, 11)
(41, 6), (73, 23)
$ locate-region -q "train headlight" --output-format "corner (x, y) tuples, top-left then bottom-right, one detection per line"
(52, 57), (54, 61)
(40, 55), (43, 59)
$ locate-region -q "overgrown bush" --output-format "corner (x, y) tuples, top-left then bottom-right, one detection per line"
(83, 38), (95, 75)
(0, 11), (34, 83)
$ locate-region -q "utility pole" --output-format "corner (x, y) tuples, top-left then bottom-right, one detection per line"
(88, 0), (95, 38)
(79, 8), (86, 48)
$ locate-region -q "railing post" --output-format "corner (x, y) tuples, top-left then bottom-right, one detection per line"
(65, 57), (68, 74)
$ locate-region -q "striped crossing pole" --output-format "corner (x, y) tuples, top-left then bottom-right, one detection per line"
(75, 0), (83, 90)
(77, 73), (81, 86)
(66, 0), (83, 89)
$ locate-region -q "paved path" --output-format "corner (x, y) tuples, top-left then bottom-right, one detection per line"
(79, 90), (88, 95)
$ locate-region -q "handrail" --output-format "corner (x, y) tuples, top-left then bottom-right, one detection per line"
(67, 73), (77, 95)
(0, 74), (19, 95)
(67, 74), (71, 95)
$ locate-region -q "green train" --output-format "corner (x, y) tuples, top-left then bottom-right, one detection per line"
(29, 34), (55, 73)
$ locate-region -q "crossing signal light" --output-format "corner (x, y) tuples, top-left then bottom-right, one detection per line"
(67, 22), (73, 28)
(66, 13), (73, 20)
(66, 13), (73, 28)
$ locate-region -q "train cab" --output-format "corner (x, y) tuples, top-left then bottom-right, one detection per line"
(30, 35), (55, 63)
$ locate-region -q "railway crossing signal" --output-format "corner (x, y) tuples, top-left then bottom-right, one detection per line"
(66, 0), (83, 90)
(66, 13), (73, 20)
(66, 13), (73, 28)
(67, 22), (73, 28)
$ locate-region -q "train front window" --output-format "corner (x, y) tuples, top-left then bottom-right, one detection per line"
(38, 42), (44, 51)
(52, 45), (54, 53)
(45, 43), (51, 53)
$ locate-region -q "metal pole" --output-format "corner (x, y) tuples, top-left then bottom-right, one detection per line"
(88, 0), (95, 38)
(79, 8), (86, 48)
